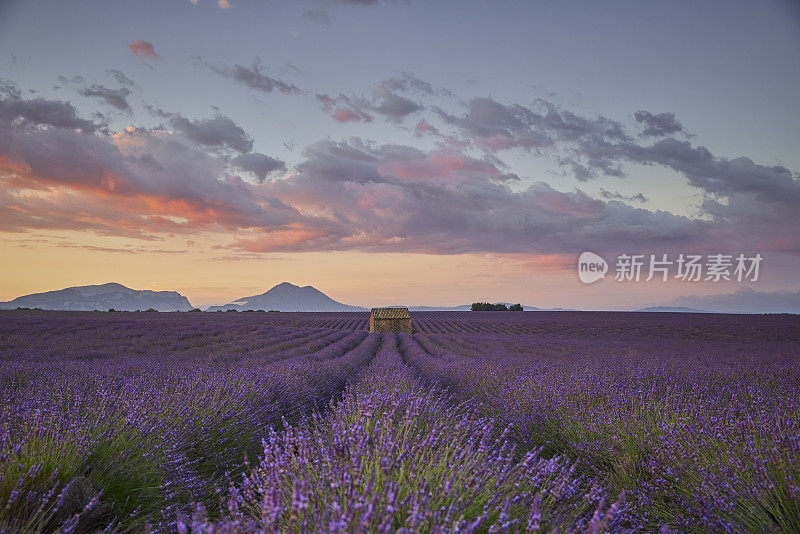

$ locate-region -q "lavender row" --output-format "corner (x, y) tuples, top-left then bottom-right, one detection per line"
(0, 325), (379, 531)
(398, 331), (800, 532)
(194, 333), (631, 532)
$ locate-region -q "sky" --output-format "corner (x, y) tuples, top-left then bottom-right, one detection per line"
(0, 0), (798, 309)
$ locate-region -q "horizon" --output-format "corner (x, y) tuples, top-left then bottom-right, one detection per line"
(3, 279), (799, 314)
(1, 1), (798, 309)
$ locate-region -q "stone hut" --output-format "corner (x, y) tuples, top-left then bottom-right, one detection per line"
(369, 307), (413, 333)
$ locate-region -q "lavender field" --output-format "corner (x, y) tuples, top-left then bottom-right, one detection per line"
(1, 310), (799, 533)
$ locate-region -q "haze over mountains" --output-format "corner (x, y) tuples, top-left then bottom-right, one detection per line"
(1, 282), (798, 314)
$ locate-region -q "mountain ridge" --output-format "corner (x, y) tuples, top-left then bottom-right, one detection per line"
(635, 306), (708, 313)
(207, 282), (366, 312)
(3, 283), (797, 314)
(0, 282), (193, 311)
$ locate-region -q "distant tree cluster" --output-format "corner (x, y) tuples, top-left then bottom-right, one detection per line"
(471, 302), (523, 311)
(214, 308), (275, 313)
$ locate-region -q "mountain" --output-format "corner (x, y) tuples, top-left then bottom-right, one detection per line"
(207, 282), (366, 312)
(635, 306), (709, 313)
(0, 283), (193, 311)
(665, 288), (800, 314)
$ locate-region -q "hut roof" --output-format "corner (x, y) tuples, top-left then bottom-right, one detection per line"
(371, 307), (411, 319)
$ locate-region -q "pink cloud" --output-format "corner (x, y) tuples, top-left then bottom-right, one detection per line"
(377, 147), (517, 185)
(315, 93), (373, 123)
(414, 119), (440, 137)
(333, 108), (365, 123)
(476, 134), (516, 152)
(127, 39), (159, 60)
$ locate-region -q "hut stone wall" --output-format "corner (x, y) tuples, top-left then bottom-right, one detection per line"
(369, 307), (413, 333)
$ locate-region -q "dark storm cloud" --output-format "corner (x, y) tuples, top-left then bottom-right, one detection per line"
(634, 110), (684, 136)
(79, 85), (133, 113)
(232, 152), (287, 182)
(205, 59), (300, 94)
(170, 114), (253, 153)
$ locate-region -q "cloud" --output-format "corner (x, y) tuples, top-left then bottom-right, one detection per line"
(434, 97), (627, 154)
(321, 0), (382, 4)
(231, 152), (286, 182)
(1, 79), (797, 260)
(302, 9), (331, 25)
(205, 59), (300, 94)
(316, 93), (374, 122)
(0, 122), (305, 238)
(599, 189), (648, 203)
(560, 134), (800, 228)
(79, 84), (133, 113)
(414, 119), (439, 137)
(230, 138), (713, 255)
(315, 74), (433, 125)
(431, 97), (799, 227)
(381, 72), (434, 95)
(372, 86), (423, 123)
(634, 110), (684, 137)
(169, 114), (253, 153)
(0, 93), (98, 132)
(433, 98), (549, 152)
(56, 75), (84, 85)
(0, 113), (794, 257)
(623, 139), (800, 205)
(107, 69), (135, 87)
(127, 39), (159, 60)
(316, 86), (423, 124)
(144, 103), (171, 118)
(0, 79), (22, 99)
